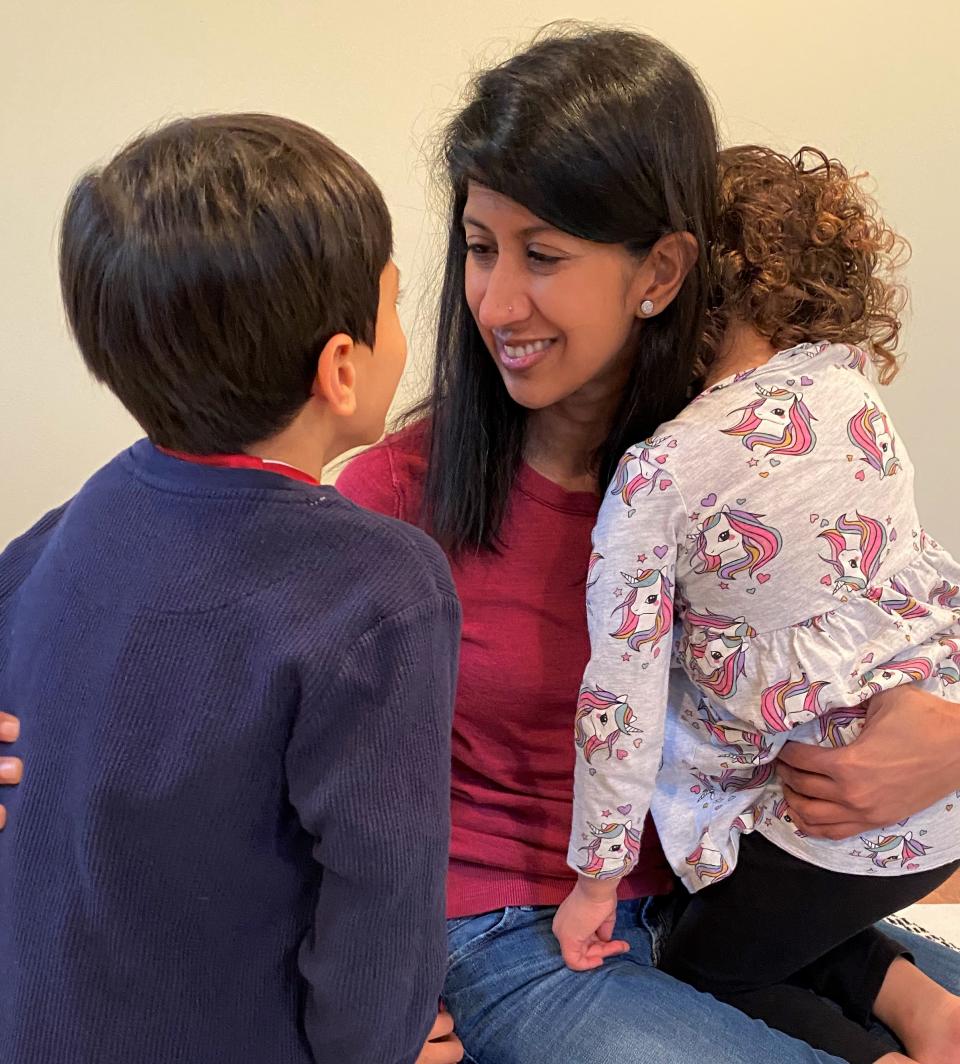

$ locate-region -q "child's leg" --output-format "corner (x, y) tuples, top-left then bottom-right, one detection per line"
(658, 833), (959, 1063)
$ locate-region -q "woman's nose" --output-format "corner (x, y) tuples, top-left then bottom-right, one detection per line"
(476, 261), (531, 330)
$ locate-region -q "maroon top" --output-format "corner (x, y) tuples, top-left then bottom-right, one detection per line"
(337, 425), (674, 917)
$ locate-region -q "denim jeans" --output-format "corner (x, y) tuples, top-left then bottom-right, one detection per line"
(443, 896), (960, 1064)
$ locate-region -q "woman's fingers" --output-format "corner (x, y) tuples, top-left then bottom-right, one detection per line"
(416, 1010), (464, 1064)
(427, 1011), (455, 1040)
(0, 757), (22, 785)
(0, 713), (20, 742)
(777, 761), (842, 800)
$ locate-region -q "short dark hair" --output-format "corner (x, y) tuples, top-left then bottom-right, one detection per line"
(411, 24), (719, 552)
(60, 113), (392, 453)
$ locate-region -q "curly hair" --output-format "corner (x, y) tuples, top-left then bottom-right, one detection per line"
(702, 145), (909, 383)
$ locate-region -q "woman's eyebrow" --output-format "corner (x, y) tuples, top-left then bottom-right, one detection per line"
(462, 215), (561, 239)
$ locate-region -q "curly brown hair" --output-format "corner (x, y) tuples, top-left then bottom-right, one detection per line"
(702, 144), (909, 384)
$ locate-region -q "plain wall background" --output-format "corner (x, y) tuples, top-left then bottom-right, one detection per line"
(2, 0), (957, 551)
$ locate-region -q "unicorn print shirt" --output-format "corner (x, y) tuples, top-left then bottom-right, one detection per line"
(569, 341), (960, 891)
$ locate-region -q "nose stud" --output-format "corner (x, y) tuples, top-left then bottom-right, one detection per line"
(507, 305), (514, 313)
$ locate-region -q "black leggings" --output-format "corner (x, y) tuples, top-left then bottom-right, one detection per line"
(659, 833), (959, 1063)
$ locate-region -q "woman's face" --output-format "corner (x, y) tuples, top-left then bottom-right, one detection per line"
(462, 183), (650, 411)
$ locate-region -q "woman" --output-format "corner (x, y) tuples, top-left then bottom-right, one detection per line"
(337, 25), (960, 1064)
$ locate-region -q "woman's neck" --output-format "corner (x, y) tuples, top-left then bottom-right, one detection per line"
(524, 397), (616, 495)
(705, 321), (778, 387)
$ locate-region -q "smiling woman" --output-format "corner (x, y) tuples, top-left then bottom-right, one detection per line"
(336, 23), (960, 1064)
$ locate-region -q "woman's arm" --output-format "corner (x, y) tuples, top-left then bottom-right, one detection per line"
(0, 712), (23, 830)
(779, 686), (960, 838)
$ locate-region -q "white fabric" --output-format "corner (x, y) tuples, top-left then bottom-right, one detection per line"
(569, 342), (960, 892)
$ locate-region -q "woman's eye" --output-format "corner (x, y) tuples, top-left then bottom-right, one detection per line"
(528, 249), (562, 265)
(466, 243), (495, 258)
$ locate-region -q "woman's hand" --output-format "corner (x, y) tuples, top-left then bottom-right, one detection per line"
(779, 686), (960, 839)
(415, 1008), (464, 1064)
(0, 713), (23, 830)
(552, 877), (628, 971)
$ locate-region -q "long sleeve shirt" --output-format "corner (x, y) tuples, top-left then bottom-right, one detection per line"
(0, 439), (460, 1064)
(569, 342), (960, 891)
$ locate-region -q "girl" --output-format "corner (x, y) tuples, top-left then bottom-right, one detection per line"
(556, 145), (960, 1064)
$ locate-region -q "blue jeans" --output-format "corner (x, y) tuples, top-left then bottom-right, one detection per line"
(444, 896), (960, 1064)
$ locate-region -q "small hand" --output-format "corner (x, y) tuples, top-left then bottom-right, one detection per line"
(415, 1008), (464, 1064)
(552, 879), (629, 971)
(0, 713), (22, 832)
(779, 686), (960, 839)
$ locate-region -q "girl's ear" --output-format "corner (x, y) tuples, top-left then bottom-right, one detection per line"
(312, 334), (358, 417)
(634, 231), (699, 319)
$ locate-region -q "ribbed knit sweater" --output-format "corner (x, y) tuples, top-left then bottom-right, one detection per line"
(0, 439), (461, 1064)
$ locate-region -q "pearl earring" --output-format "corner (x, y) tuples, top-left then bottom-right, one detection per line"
(640, 299), (655, 316)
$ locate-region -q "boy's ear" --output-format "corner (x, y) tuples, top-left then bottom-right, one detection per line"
(312, 333), (358, 417)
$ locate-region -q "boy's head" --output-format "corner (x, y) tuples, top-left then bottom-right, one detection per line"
(60, 113), (406, 458)
(702, 144), (908, 384)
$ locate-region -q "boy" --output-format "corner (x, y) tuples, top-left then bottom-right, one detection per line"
(0, 114), (460, 1064)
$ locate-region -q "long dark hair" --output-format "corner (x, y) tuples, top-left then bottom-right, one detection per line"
(413, 24), (719, 553)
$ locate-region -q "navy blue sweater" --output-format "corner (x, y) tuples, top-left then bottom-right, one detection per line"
(0, 440), (460, 1064)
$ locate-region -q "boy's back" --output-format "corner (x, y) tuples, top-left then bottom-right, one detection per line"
(0, 440), (460, 1063)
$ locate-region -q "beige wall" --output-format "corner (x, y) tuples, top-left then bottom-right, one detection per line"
(2, 0), (957, 551)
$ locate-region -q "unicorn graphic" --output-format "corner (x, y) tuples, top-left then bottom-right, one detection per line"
(575, 686), (640, 764)
(697, 699), (770, 764)
(683, 609), (756, 699)
(578, 821), (643, 879)
(586, 551), (603, 589)
(690, 506), (783, 582)
(859, 832), (930, 869)
(772, 795), (805, 835)
(760, 672), (831, 732)
(612, 568), (674, 653)
(845, 345), (869, 372)
(731, 803), (764, 833)
(610, 448), (666, 506)
(860, 656), (935, 697)
(937, 638), (960, 687)
(722, 384), (817, 459)
(847, 397), (901, 478)
(819, 704), (867, 748)
(818, 512), (887, 595)
(685, 842), (730, 883)
(932, 580), (960, 610)
(865, 578), (930, 621)
(689, 769), (717, 800)
(716, 762), (776, 793)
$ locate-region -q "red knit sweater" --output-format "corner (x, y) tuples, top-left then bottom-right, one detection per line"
(337, 426), (674, 917)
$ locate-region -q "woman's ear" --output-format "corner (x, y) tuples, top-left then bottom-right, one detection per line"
(312, 333), (358, 417)
(635, 231), (700, 319)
